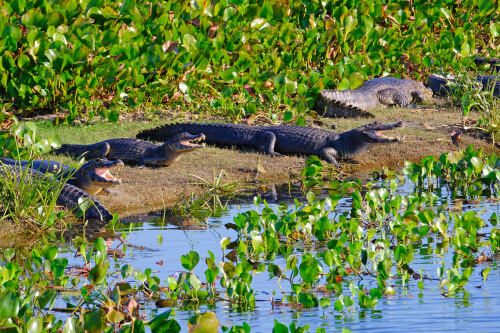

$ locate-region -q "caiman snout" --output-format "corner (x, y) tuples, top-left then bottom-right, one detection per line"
(361, 121), (406, 143)
(169, 132), (206, 151)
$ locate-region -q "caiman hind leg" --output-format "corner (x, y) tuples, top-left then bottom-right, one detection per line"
(256, 131), (283, 157)
(320, 148), (341, 168)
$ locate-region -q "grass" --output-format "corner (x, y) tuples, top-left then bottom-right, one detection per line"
(31, 99), (499, 217)
(0, 159), (68, 232)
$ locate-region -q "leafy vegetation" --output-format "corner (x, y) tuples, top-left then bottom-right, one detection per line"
(0, 121), (71, 231)
(1, 0), (499, 120)
(0, 145), (498, 331)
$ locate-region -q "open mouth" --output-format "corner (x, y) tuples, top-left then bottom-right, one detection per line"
(180, 134), (206, 148)
(95, 162), (123, 183)
(373, 124), (405, 142)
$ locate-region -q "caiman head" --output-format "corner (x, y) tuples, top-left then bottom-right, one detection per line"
(357, 121), (405, 143)
(158, 132), (206, 166)
(338, 121), (405, 157)
(75, 158), (124, 195)
(411, 80), (433, 102)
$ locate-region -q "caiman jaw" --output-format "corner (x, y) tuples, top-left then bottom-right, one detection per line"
(363, 121), (406, 143)
(177, 133), (206, 151)
(87, 159), (124, 185)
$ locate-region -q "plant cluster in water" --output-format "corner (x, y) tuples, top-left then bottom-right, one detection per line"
(0, 146), (498, 331)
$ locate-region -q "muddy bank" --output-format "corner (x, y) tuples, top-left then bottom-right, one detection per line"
(38, 100), (498, 218)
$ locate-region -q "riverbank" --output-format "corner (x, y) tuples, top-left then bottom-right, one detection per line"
(35, 98), (498, 217)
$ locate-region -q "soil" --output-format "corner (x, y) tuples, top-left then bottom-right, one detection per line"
(31, 98), (500, 219)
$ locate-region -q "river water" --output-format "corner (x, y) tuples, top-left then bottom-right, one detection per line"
(53, 180), (500, 332)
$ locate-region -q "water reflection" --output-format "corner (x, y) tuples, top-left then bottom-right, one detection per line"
(27, 176), (500, 331)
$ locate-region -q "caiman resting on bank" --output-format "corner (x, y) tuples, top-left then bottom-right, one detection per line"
(0, 163), (112, 221)
(136, 121), (405, 167)
(314, 77), (433, 118)
(53, 132), (205, 166)
(0, 158), (123, 196)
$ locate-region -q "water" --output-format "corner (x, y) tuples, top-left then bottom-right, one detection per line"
(52, 180), (500, 332)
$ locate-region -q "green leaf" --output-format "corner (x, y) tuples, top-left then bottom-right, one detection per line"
(223, 7), (236, 22)
(187, 311), (220, 333)
(89, 261), (109, 285)
(491, 22), (500, 38)
(84, 309), (107, 333)
(108, 110), (119, 123)
(149, 309), (181, 333)
(181, 251), (200, 271)
(0, 291), (20, 320)
(319, 297), (331, 309)
(41, 244), (58, 260)
(1, 24), (22, 42)
(219, 67), (237, 82)
(183, 34), (197, 52)
(259, 1), (273, 21)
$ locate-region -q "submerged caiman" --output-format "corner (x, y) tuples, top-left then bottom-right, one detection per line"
(0, 158), (123, 196)
(314, 77), (433, 118)
(53, 132), (206, 166)
(136, 121), (405, 167)
(0, 163), (112, 221)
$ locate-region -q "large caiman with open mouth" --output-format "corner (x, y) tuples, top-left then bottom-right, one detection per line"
(136, 121), (405, 167)
(53, 132), (205, 166)
(0, 158), (123, 196)
(0, 163), (113, 221)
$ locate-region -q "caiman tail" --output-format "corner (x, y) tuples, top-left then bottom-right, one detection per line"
(137, 123), (253, 144)
(315, 90), (376, 118)
(58, 184), (113, 221)
(54, 143), (108, 159)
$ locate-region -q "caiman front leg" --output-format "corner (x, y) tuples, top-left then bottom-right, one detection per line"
(320, 148), (342, 168)
(377, 88), (412, 107)
(256, 131), (283, 157)
(87, 142), (112, 159)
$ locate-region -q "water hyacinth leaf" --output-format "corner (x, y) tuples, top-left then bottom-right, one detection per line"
(190, 274), (202, 291)
(134, 271), (147, 283)
(219, 67), (237, 81)
(299, 260), (318, 284)
(181, 251), (200, 271)
(107, 110), (119, 123)
(0, 290), (20, 320)
(2, 24), (22, 41)
(84, 308), (107, 333)
(77, 197), (93, 213)
(319, 297), (331, 309)
(187, 311), (220, 333)
(89, 261), (109, 285)
(223, 7), (236, 22)
(491, 22), (500, 38)
(41, 244), (58, 260)
(149, 311), (181, 333)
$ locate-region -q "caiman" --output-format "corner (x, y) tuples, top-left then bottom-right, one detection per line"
(0, 158), (123, 196)
(53, 132), (206, 166)
(0, 164), (112, 221)
(136, 121), (405, 167)
(314, 77), (433, 118)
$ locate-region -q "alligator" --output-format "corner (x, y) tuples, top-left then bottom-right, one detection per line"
(314, 77), (433, 118)
(0, 163), (112, 221)
(53, 132), (206, 166)
(136, 121), (405, 167)
(427, 73), (500, 96)
(0, 158), (123, 196)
